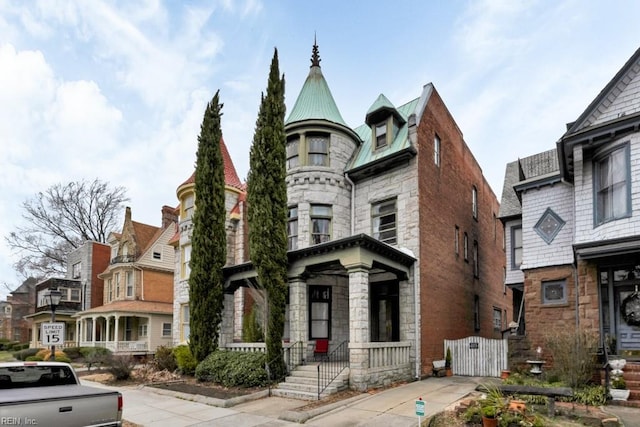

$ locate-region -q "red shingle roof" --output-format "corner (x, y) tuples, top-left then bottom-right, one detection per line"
(177, 137), (244, 190)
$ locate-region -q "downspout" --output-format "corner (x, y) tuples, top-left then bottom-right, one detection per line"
(414, 265), (420, 380)
(344, 172), (355, 235)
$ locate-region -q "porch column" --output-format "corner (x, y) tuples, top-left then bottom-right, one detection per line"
(105, 316), (111, 342)
(91, 316), (97, 344)
(348, 265), (371, 391)
(348, 266), (370, 343)
(233, 287), (244, 342)
(220, 293), (234, 347)
(114, 315), (120, 346)
(289, 276), (308, 345)
(75, 321), (80, 346)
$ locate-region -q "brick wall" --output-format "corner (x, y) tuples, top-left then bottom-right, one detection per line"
(416, 86), (508, 374)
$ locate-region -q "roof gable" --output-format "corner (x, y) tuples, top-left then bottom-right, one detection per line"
(567, 47), (640, 134)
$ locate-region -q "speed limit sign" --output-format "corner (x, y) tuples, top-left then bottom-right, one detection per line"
(41, 322), (65, 346)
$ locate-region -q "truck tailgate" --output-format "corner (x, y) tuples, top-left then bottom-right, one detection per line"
(0, 385), (122, 427)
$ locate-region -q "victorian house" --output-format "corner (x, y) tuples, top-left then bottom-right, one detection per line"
(499, 47), (640, 401)
(74, 206), (177, 355)
(25, 240), (110, 349)
(173, 42), (509, 394)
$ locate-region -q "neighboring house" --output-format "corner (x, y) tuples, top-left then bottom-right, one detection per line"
(25, 240), (110, 349)
(173, 42), (509, 391)
(74, 206), (178, 355)
(0, 301), (12, 340)
(171, 138), (247, 345)
(499, 47), (640, 362)
(5, 278), (37, 343)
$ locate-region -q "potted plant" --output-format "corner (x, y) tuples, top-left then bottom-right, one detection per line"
(610, 376), (630, 401)
(480, 383), (505, 427)
(445, 347), (452, 376)
(481, 405), (498, 427)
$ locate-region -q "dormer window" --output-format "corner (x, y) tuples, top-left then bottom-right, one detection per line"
(375, 123), (387, 149)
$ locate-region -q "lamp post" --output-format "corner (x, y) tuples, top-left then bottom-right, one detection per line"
(46, 289), (62, 361)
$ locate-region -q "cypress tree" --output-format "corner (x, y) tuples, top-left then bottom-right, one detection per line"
(189, 90), (226, 362)
(247, 48), (288, 379)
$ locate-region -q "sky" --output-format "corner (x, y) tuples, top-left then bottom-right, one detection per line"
(1, 0), (640, 297)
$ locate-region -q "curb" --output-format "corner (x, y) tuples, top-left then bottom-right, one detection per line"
(141, 384), (270, 408)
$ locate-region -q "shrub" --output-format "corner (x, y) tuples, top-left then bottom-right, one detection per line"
(80, 347), (112, 370)
(173, 345), (197, 375)
(543, 328), (599, 388)
(0, 341), (19, 351)
(63, 347), (84, 361)
(13, 348), (42, 361)
(106, 355), (137, 380)
(153, 345), (177, 372)
(195, 350), (268, 387)
(34, 349), (71, 363)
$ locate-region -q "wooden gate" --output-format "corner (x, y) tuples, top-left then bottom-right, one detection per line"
(444, 336), (507, 377)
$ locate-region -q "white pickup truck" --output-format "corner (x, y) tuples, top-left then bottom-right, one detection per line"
(0, 361), (122, 427)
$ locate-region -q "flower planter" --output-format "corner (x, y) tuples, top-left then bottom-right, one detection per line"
(482, 416), (498, 427)
(508, 399), (526, 412)
(500, 370), (510, 380)
(610, 388), (630, 401)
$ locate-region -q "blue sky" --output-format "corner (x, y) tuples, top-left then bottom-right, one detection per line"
(1, 0), (640, 296)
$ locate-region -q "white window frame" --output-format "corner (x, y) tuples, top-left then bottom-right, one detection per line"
(472, 186), (478, 219)
(372, 198), (397, 245)
(71, 262), (81, 279)
(594, 144), (630, 225)
(434, 134), (441, 166)
(288, 206), (298, 250)
(126, 271), (134, 298)
(182, 244), (191, 278)
(180, 304), (190, 342)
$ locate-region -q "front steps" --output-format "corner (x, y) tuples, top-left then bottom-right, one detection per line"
(271, 363), (350, 401)
(609, 361), (640, 408)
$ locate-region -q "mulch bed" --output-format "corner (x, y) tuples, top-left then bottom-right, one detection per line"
(147, 381), (264, 399)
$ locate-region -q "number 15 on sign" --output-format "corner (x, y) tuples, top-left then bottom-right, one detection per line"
(41, 322), (65, 346)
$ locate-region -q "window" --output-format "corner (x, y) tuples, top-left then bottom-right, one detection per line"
(463, 233), (469, 261)
(308, 134), (329, 166)
(472, 186), (478, 219)
(511, 226), (522, 269)
(138, 324), (148, 337)
(375, 122), (387, 148)
(473, 240), (479, 277)
(434, 134), (441, 166)
(542, 280), (567, 305)
(69, 288), (81, 302)
(454, 226), (459, 255)
(115, 272), (120, 298)
(310, 205), (332, 244)
(309, 286), (331, 339)
(372, 199), (397, 244)
(71, 262), (81, 279)
(111, 245), (118, 261)
(108, 279), (113, 302)
(183, 193), (195, 219)
(287, 206), (299, 250)
(182, 244), (191, 278)
(493, 308), (502, 331)
(474, 295), (480, 331)
(534, 208), (565, 244)
(126, 271), (133, 297)
(180, 304), (190, 341)
(162, 323), (172, 337)
(595, 144), (630, 225)
(153, 246), (162, 260)
(286, 138), (300, 169)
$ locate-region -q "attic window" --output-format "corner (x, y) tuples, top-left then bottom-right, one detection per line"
(308, 134), (329, 166)
(153, 246), (162, 260)
(375, 122), (387, 148)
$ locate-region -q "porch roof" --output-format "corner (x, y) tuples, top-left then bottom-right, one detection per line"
(223, 233), (416, 293)
(575, 236), (640, 259)
(72, 300), (173, 318)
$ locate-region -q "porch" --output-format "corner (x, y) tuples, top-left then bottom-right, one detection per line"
(221, 234), (418, 392)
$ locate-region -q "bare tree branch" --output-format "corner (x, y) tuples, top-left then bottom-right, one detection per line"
(5, 178), (128, 279)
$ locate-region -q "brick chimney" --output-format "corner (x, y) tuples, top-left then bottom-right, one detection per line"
(161, 205), (178, 228)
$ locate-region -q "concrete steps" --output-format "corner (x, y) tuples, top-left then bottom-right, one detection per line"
(271, 363), (350, 401)
(609, 361), (640, 408)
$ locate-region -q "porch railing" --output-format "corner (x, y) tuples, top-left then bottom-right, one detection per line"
(79, 341), (148, 352)
(224, 342), (266, 353)
(317, 340), (349, 400)
(266, 341), (305, 396)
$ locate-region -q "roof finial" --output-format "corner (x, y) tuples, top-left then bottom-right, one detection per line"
(311, 33), (321, 68)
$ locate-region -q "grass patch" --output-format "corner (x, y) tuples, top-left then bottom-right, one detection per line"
(0, 351), (16, 362)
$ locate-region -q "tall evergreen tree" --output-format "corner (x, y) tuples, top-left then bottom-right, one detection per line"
(247, 49), (288, 379)
(189, 91), (226, 362)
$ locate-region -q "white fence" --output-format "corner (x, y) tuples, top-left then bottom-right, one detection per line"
(444, 336), (507, 377)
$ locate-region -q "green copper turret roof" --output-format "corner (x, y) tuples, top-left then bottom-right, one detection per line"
(285, 42), (348, 127)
